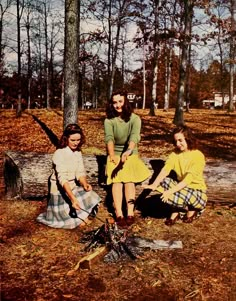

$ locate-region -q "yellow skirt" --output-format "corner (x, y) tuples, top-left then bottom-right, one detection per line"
(106, 154), (151, 185)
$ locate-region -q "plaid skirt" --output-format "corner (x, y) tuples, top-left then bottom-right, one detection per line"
(156, 177), (207, 212)
(36, 187), (101, 229)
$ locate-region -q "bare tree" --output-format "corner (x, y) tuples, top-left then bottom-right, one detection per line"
(149, 0), (160, 116)
(63, 0), (80, 128)
(23, 0), (34, 110)
(39, 0), (51, 109)
(228, 0), (235, 112)
(108, 0), (131, 99)
(0, 0), (14, 74)
(16, 0), (24, 117)
(173, 0), (194, 126)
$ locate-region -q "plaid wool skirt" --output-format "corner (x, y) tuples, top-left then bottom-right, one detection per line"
(37, 187), (101, 229)
(156, 177), (207, 212)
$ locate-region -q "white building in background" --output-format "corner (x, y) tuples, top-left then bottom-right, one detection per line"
(202, 92), (236, 108)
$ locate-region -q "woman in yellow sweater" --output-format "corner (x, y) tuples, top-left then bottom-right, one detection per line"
(143, 126), (207, 226)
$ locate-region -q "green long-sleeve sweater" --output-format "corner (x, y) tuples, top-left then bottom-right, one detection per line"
(104, 113), (141, 155)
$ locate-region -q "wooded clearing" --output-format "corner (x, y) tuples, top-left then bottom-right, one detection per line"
(0, 108), (236, 301)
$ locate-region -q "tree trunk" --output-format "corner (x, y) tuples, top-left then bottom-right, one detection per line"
(26, 12), (32, 110)
(16, 0), (22, 117)
(142, 43), (146, 109)
(149, 0), (160, 116)
(43, 1), (50, 110)
(228, 0), (235, 113)
(164, 48), (172, 111)
(173, 0), (193, 125)
(64, 0), (80, 128)
(185, 20), (192, 113)
(149, 61), (158, 116)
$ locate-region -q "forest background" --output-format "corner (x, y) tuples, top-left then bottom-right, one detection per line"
(1, 1), (236, 300)
(0, 0), (235, 122)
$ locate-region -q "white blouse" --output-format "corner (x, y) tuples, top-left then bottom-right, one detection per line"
(50, 146), (86, 193)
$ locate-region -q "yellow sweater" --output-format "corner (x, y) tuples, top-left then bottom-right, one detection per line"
(163, 150), (207, 190)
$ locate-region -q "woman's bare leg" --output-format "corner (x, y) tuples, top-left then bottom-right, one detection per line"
(124, 182), (135, 216)
(112, 183), (123, 218)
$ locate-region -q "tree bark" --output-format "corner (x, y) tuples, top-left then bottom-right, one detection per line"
(228, 0), (236, 113)
(173, 0), (193, 125)
(64, 0), (80, 128)
(16, 0), (22, 117)
(149, 0), (160, 117)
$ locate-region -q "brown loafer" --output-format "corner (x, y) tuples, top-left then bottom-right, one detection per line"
(164, 213), (180, 226)
(116, 216), (127, 228)
(183, 211), (198, 223)
(126, 215), (135, 226)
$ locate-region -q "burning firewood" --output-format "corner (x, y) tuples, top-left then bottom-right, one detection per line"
(79, 218), (183, 264)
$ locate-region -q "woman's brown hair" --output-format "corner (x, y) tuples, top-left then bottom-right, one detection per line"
(106, 91), (133, 122)
(172, 125), (197, 150)
(58, 124), (85, 150)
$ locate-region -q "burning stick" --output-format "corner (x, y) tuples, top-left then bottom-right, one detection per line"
(67, 246), (107, 274)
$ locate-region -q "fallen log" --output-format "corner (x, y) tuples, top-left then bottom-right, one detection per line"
(4, 151), (53, 199)
(3, 150), (236, 202)
(3, 151), (107, 199)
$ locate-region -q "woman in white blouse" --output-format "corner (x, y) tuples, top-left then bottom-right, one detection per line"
(37, 124), (101, 229)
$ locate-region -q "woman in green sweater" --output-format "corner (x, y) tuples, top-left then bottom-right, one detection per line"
(143, 125), (207, 226)
(104, 91), (151, 227)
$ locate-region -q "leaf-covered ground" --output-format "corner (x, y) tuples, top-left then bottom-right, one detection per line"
(0, 108), (236, 301)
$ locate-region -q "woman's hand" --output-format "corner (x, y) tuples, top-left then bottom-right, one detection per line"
(160, 190), (173, 202)
(109, 155), (119, 165)
(72, 200), (81, 210)
(83, 183), (92, 191)
(79, 176), (92, 191)
(121, 149), (132, 163)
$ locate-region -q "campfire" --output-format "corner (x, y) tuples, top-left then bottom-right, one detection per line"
(80, 219), (141, 263)
(78, 218), (183, 266)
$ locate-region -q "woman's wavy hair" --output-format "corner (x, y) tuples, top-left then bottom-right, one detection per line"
(57, 123), (85, 150)
(172, 125), (197, 150)
(106, 90), (133, 122)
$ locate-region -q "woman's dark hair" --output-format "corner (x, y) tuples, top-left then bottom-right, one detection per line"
(58, 123), (85, 150)
(172, 125), (197, 150)
(106, 90), (133, 122)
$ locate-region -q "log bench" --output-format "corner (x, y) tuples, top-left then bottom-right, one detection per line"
(3, 151), (236, 204)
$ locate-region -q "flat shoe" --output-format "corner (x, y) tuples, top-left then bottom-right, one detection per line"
(164, 213), (179, 226)
(116, 216), (127, 228)
(126, 215), (135, 226)
(183, 211), (198, 223)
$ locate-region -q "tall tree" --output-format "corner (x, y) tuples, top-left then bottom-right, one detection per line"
(40, 0), (51, 109)
(228, 0), (235, 112)
(64, 0), (80, 128)
(149, 0), (160, 116)
(163, 0), (177, 112)
(23, 0), (34, 110)
(173, 0), (194, 125)
(0, 0), (14, 76)
(108, 0), (131, 99)
(16, 0), (24, 117)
